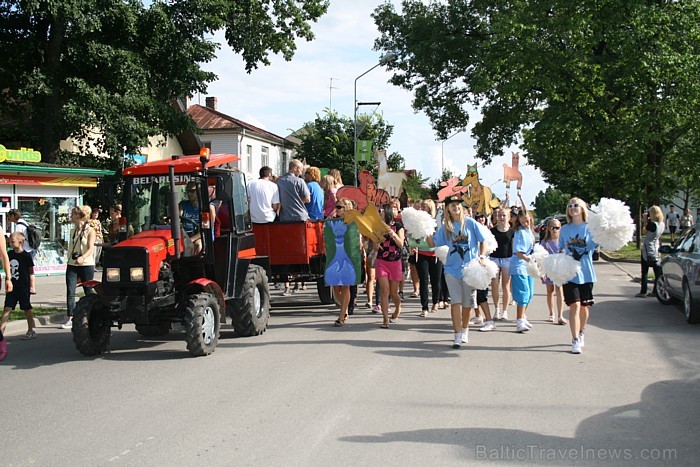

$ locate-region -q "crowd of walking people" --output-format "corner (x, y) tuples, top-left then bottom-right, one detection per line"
(1, 157), (687, 361)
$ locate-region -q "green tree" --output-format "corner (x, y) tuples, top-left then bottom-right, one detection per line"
(373, 0), (700, 207)
(402, 171), (430, 201)
(533, 187), (571, 219)
(0, 0), (328, 164)
(293, 109), (405, 185)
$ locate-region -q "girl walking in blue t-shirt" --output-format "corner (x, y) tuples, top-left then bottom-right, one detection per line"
(429, 196), (486, 348)
(509, 208), (536, 333)
(558, 198), (598, 354)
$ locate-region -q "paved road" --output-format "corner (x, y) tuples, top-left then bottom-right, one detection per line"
(2, 261), (699, 466)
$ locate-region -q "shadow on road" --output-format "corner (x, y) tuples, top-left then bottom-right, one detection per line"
(338, 377), (700, 464)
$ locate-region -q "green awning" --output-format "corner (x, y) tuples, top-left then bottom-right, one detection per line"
(0, 163), (114, 176)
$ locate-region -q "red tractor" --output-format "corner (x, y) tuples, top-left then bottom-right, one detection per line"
(72, 151), (271, 357)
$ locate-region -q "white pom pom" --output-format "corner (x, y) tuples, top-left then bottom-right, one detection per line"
(526, 259), (543, 278)
(435, 246), (449, 264)
(462, 258), (499, 290)
(531, 244), (549, 262)
(400, 207), (437, 238)
(477, 223), (498, 255)
(588, 198), (635, 251)
(540, 253), (581, 286)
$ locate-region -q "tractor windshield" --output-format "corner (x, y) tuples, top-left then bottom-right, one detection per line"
(126, 175), (201, 235)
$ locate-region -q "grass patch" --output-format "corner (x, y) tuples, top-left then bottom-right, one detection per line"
(604, 242), (641, 261)
(8, 307), (63, 321)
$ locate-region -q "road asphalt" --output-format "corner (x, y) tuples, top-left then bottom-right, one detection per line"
(1, 260), (698, 466)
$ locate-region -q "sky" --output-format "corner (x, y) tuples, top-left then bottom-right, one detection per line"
(201, 0), (547, 208)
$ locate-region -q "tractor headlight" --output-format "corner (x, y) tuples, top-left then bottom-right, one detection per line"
(130, 267), (145, 282)
(106, 268), (120, 282)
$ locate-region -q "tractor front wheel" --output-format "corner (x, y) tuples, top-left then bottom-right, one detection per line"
(230, 265), (270, 337)
(183, 293), (220, 356)
(72, 295), (111, 356)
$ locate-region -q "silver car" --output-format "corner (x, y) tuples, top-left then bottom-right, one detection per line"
(655, 227), (700, 323)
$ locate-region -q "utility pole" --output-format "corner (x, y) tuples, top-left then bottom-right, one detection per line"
(329, 77), (338, 111)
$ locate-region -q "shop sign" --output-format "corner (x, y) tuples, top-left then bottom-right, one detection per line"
(0, 174), (97, 187)
(0, 145), (42, 163)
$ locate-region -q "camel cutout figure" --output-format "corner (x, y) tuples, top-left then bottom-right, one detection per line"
(462, 164), (501, 216)
(377, 149), (407, 199)
(503, 151), (523, 190)
(336, 170), (390, 212)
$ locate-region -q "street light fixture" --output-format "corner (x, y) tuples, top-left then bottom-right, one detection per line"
(353, 52), (398, 186)
(440, 130), (465, 176)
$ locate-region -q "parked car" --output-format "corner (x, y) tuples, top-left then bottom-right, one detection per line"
(655, 227), (700, 323)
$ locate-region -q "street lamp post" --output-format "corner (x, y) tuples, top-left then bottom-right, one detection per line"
(440, 130), (465, 176)
(353, 52), (397, 186)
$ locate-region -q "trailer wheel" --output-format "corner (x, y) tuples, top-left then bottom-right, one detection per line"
(317, 277), (335, 305)
(135, 323), (171, 337)
(230, 265), (270, 337)
(183, 293), (220, 356)
(72, 295), (111, 356)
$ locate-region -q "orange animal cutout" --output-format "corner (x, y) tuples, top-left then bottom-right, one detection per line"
(503, 151), (523, 190)
(337, 170), (391, 212)
(436, 177), (468, 201)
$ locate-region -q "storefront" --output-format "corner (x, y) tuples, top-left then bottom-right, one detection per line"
(1, 147), (113, 275)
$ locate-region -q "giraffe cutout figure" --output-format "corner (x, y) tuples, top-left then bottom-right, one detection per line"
(503, 151), (523, 190)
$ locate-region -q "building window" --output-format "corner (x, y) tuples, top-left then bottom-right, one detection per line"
(261, 146), (269, 167)
(246, 145), (253, 173)
(280, 150), (288, 175)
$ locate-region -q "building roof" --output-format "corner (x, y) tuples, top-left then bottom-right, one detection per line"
(187, 104), (293, 147)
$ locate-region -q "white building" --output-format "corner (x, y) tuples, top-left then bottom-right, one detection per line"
(187, 97), (296, 181)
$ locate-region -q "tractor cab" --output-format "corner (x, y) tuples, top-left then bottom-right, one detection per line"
(71, 151), (271, 357)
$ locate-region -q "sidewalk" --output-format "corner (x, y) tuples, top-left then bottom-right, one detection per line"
(2, 274), (70, 336)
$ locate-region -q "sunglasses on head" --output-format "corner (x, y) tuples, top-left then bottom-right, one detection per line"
(568, 203), (580, 209)
(335, 205), (345, 209)
(550, 226), (561, 230)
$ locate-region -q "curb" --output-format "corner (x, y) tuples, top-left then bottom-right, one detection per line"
(4, 312), (66, 337)
(599, 250), (638, 264)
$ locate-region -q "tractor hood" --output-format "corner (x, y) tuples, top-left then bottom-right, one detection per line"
(105, 229), (182, 284)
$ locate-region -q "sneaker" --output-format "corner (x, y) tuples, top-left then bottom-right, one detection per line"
(501, 310), (509, 321)
(399, 291), (404, 301)
(61, 320), (73, 329)
(579, 331), (585, 348)
(291, 287), (300, 294)
(494, 308), (503, 320)
(515, 319), (529, 333)
(453, 332), (462, 349)
(365, 302), (372, 309)
(523, 318), (533, 329)
(571, 338), (582, 354)
(461, 328), (469, 343)
(372, 305), (381, 313)
(282, 287), (292, 296)
(0, 339), (7, 361)
(647, 292), (655, 297)
(470, 316), (484, 325)
(21, 331), (36, 340)
(480, 321), (496, 332)
(634, 292), (647, 298)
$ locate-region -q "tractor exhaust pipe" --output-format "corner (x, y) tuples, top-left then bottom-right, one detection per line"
(168, 165), (182, 260)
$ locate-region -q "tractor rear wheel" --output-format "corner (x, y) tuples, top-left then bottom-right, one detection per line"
(72, 295), (111, 356)
(135, 323), (171, 337)
(230, 265), (270, 337)
(183, 293), (220, 356)
(317, 277), (334, 304)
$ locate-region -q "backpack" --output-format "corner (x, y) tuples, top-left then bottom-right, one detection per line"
(17, 221), (42, 249)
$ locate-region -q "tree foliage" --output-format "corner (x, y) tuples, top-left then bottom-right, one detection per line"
(0, 0), (328, 164)
(402, 171), (430, 201)
(293, 109), (405, 185)
(373, 0), (700, 206)
(533, 187), (571, 219)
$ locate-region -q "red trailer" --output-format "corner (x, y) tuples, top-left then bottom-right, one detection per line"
(252, 221), (333, 304)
